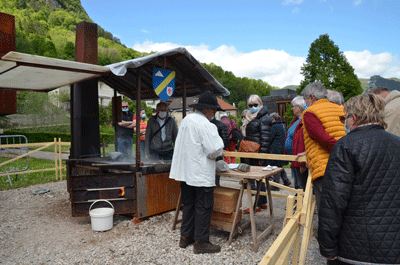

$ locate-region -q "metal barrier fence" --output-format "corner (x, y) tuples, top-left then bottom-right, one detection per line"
(224, 151), (315, 265)
(0, 138), (70, 183)
(0, 135), (29, 185)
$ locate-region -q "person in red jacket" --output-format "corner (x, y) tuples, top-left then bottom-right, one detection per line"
(286, 96), (308, 190)
(220, 113), (240, 164)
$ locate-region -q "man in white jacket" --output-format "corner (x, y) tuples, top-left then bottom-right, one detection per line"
(170, 90), (224, 254)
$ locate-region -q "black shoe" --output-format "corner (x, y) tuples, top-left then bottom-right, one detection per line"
(271, 186), (280, 191)
(193, 242), (221, 254)
(283, 180), (292, 187)
(179, 236), (194, 248)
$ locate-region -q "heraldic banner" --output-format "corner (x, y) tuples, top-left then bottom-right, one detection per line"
(153, 68), (175, 101)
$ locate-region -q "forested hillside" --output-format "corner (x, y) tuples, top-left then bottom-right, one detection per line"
(0, 0), (146, 64)
(1, 0), (279, 114)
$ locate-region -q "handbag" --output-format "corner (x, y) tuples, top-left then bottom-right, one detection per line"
(238, 139), (260, 153)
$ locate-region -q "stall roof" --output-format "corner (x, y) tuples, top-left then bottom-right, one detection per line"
(0, 52), (109, 92)
(102, 47), (230, 100)
(0, 48), (230, 99)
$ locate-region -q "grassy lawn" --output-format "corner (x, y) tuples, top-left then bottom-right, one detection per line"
(0, 157), (66, 190)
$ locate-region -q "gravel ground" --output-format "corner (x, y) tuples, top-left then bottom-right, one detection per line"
(0, 175), (326, 265)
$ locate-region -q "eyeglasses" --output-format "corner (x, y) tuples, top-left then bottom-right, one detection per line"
(339, 116), (346, 123)
(292, 105), (301, 109)
(248, 104), (258, 108)
(122, 106), (129, 108)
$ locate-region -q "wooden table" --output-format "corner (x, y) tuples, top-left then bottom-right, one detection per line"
(218, 166), (283, 252)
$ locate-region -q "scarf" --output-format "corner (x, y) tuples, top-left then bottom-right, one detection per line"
(240, 110), (259, 137)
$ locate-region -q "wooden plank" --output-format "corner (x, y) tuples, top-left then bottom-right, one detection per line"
(0, 142), (53, 167)
(0, 142), (54, 148)
(259, 211), (301, 265)
(219, 166), (283, 180)
(276, 227), (300, 265)
(224, 152), (307, 162)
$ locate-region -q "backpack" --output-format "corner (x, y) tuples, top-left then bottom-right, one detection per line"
(229, 119), (242, 142)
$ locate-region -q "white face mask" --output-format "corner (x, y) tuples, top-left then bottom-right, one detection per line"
(158, 111), (167, 119)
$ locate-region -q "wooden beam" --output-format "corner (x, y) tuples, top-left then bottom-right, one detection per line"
(224, 152), (307, 162)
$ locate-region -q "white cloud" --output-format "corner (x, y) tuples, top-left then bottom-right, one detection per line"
(282, 0), (303, 5)
(132, 41), (400, 87)
(344, 50), (400, 78)
(292, 7), (300, 13)
(353, 0), (362, 6)
(133, 41), (305, 87)
(141, 29), (149, 33)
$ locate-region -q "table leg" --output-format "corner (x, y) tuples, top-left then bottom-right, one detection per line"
(254, 180), (262, 211)
(246, 180), (258, 252)
(266, 179), (274, 234)
(228, 180), (245, 244)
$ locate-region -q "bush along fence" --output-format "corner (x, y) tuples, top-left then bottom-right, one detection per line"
(224, 151), (315, 265)
(0, 138), (69, 181)
(2, 130), (115, 144)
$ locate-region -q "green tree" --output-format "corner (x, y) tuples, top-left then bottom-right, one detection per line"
(63, 41), (75, 60)
(283, 103), (294, 125)
(297, 34), (363, 101)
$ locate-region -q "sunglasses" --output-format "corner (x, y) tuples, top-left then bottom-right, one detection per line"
(339, 116), (345, 123)
(122, 106), (129, 108)
(248, 104), (258, 108)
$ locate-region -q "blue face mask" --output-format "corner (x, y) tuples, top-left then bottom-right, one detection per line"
(344, 118), (351, 134)
(303, 103), (308, 110)
(250, 106), (260, 113)
(141, 114), (146, 119)
(122, 108), (128, 112)
(242, 119), (245, 124)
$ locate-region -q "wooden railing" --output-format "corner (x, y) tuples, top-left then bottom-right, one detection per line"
(0, 138), (70, 181)
(224, 151), (315, 265)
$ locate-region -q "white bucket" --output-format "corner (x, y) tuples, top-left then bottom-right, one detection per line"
(89, 200), (114, 232)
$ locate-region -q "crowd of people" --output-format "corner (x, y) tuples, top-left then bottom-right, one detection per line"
(116, 84), (400, 262)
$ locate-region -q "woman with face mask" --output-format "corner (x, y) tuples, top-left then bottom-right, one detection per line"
(133, 108), (148, 157)
(242, 94), (273, 213)
(319, 94), (400, 265)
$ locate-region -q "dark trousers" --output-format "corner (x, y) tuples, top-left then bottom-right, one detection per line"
(180, 182), (214, 243)
(293, 167), (308, 190)
(313, 177), (324, 212)
(250, 180), (267, 207)
(272, 170), (290, 184)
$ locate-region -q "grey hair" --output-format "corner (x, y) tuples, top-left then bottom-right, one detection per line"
(327, 89), (344, 105)
(122, 100), (129, 104)
(269, 112), (281, 121)
(291, 96), (305, 109)
(241, 109), (251, 116)
(247, 94), (263, 107)
(301, 82), (328, 100)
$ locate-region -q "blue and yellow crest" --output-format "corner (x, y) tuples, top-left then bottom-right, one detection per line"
(153, 68), (175, 101)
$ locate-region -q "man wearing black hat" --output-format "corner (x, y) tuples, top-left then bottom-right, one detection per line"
(170, 90), (225, 254)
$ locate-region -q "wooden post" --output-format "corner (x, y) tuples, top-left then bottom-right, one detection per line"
(0, 12), (17, 115)
(136, 71), (141, 169)
(54, 138), (58, 180)
(70, 21), (100, 159)
(58, 138), (62, 180)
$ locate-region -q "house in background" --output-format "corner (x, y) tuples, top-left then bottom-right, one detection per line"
(168, 96), (237, 126)
(262, 88), (297, 122)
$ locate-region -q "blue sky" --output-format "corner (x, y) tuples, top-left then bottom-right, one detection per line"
(81, 0), (400, 88)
